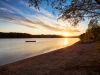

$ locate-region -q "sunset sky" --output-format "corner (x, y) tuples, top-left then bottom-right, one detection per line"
(0, 0), (89, 36)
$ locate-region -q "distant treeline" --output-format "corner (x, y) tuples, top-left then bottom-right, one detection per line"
(0, 32), (32, 38)
(0, 32), (78, 38)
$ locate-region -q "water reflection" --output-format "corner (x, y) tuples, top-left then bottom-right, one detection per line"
(0, 38), (79, 66)
(64, 38), (68, 45)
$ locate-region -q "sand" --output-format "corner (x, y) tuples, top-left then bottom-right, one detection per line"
(0, 42), (100, 75)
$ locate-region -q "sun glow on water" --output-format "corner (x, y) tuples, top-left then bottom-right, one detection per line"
(64, 39), (68, 45)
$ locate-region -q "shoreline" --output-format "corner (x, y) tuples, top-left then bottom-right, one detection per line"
(0, 42), (100, 75)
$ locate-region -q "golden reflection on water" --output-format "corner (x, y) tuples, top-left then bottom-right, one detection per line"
(64, 38), (68, 45)
(0, 38), (80, 66)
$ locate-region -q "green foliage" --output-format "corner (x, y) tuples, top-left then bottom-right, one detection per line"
(28, 0), (100, 26)
(79, 19), (100, 51)
(79, 19), (100, 41)
(86, 19), (100, 41)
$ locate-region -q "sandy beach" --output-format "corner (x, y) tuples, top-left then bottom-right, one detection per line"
(0, 42), (100, 75)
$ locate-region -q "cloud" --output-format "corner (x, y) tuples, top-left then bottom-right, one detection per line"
(0, 8), (14, 13)
(0, 1), (80, 34)
(37, 8), (54, 18)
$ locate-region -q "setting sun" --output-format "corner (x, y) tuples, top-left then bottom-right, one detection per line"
(62, 32), (70, 36)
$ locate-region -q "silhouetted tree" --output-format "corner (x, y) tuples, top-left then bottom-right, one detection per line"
(79, 33), (86, 41)
(79, 19), (100, 41)
(28, 0), (100, 26)
(88, 19), (99, 29)
(86, 19), (100, 41)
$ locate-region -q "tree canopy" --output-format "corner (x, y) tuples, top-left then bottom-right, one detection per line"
(28, 0), (100, 26)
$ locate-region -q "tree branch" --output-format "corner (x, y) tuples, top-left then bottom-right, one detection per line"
(95, 0), (100, 4)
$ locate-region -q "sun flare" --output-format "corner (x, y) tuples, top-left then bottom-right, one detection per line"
(62, 32), (70, 36)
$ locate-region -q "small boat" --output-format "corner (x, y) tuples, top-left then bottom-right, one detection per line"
(25, 41), (36, 42)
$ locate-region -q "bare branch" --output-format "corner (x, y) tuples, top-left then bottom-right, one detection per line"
(28, 0), (100, 26)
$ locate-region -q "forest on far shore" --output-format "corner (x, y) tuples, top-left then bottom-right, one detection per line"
(0, 32), (78, 38)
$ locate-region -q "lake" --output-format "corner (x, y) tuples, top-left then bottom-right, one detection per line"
(0, 38), (79, 66)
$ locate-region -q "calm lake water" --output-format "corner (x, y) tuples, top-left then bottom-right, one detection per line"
(0, 38), (79, 66)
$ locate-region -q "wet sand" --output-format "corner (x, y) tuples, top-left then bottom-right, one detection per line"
(0, 42), (100, 75)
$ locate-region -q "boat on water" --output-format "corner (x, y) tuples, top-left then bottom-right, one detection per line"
(25, 41), (36, 42)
